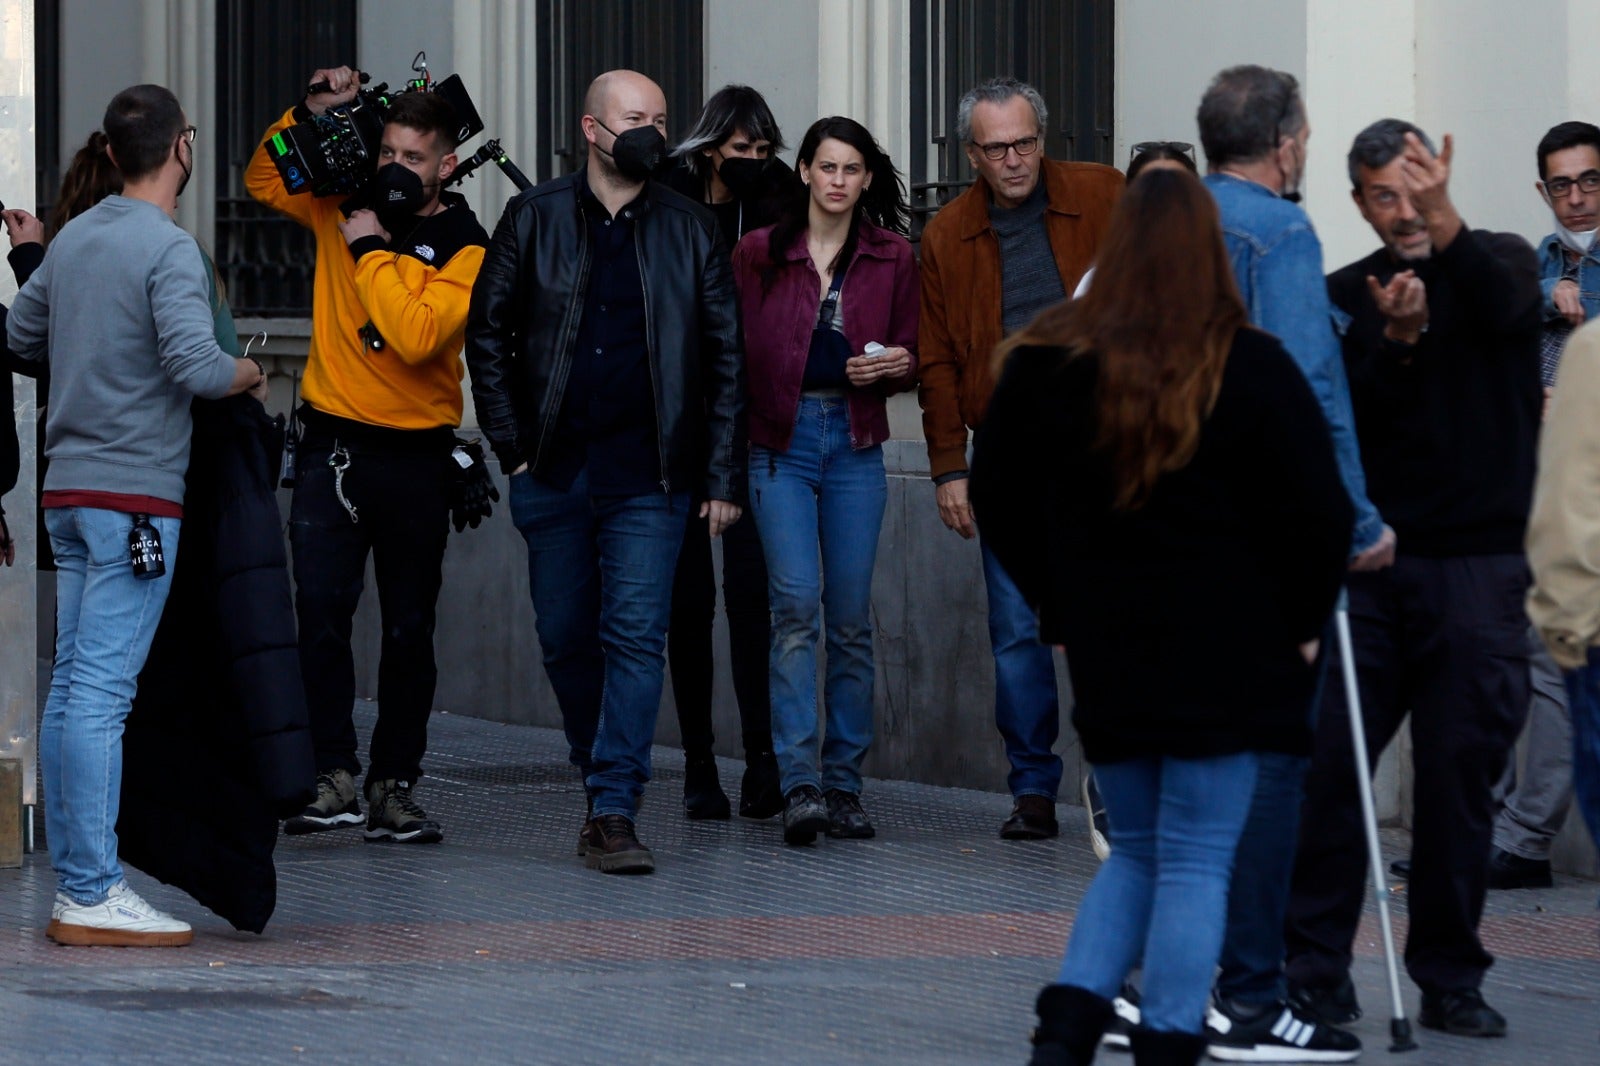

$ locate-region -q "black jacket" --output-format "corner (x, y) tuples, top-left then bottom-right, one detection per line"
(464, 169), (747, 503)
(120, 394), (315, 934)
(972, 329), (1353, 763)
(1329, 228), (1542, 556)
(1, 242), (46, 500)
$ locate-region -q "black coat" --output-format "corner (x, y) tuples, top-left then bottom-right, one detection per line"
(972, 329), (1353, 764)
(119, 394), (315, 934)
(1, 243), (47, 501)
(464, 168), (747, 503)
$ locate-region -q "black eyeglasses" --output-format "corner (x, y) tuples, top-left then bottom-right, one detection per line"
(1543, 170), (1600, 198)
(971, 136), (1040, 161)
(1129, 141), (1194, 164)
(179, 126), (197, 145)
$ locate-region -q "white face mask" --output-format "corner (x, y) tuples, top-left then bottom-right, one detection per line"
(1555, 219), (1598, 256)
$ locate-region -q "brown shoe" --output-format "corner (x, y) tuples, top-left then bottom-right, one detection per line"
(581, 814), (655, 874)
(1000, 795), (1059, 840)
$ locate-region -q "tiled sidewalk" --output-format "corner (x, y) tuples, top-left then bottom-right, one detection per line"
(2, 703), (1596, 1064)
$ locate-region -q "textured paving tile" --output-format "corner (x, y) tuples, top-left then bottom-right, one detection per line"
(2, 701), (1596, 1064)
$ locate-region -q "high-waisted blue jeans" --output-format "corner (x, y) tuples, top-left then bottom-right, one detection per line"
(750, 396), (887, 797)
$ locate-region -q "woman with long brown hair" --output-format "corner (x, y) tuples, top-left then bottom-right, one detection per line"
(972, 167), (1352, 1065)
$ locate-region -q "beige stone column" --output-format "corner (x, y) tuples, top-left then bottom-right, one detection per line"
(139, 0), (216, 246)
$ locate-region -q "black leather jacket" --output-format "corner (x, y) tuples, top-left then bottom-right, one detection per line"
(464, 169), (746, 503)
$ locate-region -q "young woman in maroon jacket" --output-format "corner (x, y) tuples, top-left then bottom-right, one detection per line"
(731, 116), (917, 846)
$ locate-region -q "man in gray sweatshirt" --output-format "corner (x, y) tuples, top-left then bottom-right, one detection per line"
(6, 84), (265, 948)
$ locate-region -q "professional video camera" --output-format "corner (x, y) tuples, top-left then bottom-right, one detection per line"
(265, 51), (527, 202)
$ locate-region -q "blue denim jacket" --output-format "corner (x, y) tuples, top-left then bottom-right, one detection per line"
(1205, 173), (1384, 554)
(1537, 232), (1600, 322)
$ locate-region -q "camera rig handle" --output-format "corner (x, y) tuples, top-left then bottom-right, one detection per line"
(448, 139), (533, 193)
(306, 70), (372, 96)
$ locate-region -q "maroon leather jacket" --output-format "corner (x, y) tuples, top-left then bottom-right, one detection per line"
(732, 219), (919, 451)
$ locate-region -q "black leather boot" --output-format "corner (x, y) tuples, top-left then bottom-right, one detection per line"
(1028, 984), (1115, 1066)
(683, 752), (731, 820)
(1129, 1026), (1207, 1065)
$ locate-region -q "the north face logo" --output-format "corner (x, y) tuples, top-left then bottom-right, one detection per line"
(413, 244), (436, 262)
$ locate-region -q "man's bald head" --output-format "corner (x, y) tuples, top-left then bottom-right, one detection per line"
(583, 70), (667, 130)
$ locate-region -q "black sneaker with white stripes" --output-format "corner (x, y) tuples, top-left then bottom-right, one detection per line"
(1206, 997), (1361, 1062)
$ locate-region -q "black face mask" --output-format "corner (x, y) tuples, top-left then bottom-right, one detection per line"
(176, 139), (192, 201)
(716, 155), (771, 199)
(597, 121), (667, 182)
(372, 162), (434, 220)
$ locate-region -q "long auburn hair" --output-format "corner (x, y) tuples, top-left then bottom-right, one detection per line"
(999, 167), (1247, 510)
(49, 130), (123, 241)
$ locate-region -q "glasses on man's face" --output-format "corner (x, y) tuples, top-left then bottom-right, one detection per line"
(179, 126), (197, 145)
(1129, 141), (1195, 165)
(1543, 170), (1600, 198)
(972, 135), (1040, 162)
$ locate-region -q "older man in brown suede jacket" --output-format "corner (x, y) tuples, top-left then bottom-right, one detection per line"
(917, 76), (1121, 840)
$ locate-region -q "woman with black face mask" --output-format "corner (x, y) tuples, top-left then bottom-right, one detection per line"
(657, 86), (800, 822)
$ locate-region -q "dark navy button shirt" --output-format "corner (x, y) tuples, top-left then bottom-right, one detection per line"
(543, 176), (660, 496)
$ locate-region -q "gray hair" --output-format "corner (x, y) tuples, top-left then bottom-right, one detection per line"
(1347, 118), (1436, 190)
(955, 77), (1048, 145)
(670, 84), (786, 180)
(1196, 65), (1305, 168)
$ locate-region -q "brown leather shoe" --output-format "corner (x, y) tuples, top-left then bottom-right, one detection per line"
(581, 814), (655, 874)
(1000, 795), (1059, 840)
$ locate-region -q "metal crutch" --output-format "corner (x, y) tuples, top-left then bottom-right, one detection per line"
(1332, 592), (1417, 1052)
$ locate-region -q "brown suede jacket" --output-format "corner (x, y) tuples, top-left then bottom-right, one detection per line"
(916, 157), (1123, 479)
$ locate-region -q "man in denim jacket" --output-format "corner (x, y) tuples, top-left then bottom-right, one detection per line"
(1479, 122), (1600, 892)
(1192, 65), (1385, 1063)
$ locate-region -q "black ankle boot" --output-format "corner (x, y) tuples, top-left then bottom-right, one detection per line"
(1028, 984), (1115, 1066)
(1129, 1026), (1207, 1065)
(739, 751), (783, 819)
(683, 753), (731, 820)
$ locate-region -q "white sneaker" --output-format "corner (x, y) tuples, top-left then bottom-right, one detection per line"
(46, 881), (194, 947)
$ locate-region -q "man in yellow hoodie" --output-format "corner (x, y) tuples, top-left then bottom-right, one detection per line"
(247, 64), (487, 845)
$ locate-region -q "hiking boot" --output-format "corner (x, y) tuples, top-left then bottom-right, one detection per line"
(1418, 987), (1506, 1038)
(782, 785), (830, 846)
(1206, 997), (1361, 1062)
(46, 881), (193, 947)
(1286, 975), (1361, 1027)
(363, 779), (443, 844)
(824, 789), (876, 839)
(1082, 772), (1110, 860)
(683, 752), (731, 820)
(739, 751), (784, 819)
(582, 814), (655, 874)
(1000, 795), (1059, 840)
(284, 769), (362, 835)
(1486, 847), (1553, 890)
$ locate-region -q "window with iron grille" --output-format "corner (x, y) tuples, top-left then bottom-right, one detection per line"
(215, 0), (357, 318)
(533, 0), (704, 182)
(909, 0), (1114, 240)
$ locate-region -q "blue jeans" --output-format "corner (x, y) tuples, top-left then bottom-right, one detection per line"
(508, 468), (688, 819)
(750, 396), (887, 796)
(1216, 751), (1309, 1004)
(1564, 650), (1600, 856)
(41, 507), (180, 903)
(980, 539), (1062, 800)
(1057, 752), (1260, 1034)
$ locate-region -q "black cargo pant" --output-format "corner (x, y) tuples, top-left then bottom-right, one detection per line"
(289, 412), (454, 785)
(1285, 553), (1531, 993)
(668, 507), (773, 760)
